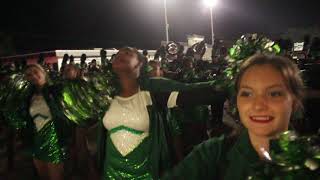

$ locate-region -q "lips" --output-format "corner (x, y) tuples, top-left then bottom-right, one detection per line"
(250, 116), (274, 123)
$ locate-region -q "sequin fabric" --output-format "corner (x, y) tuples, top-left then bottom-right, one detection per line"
(103, 91), (152, 156)
(104, 135), (152, 180)
(33, 121), (65, 163)
(103, 91), (153, 179)
(110, 127), (149, 156)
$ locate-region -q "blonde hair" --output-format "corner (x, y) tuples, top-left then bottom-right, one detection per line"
(25, 63), (46, 73)
(24, 64), (49, 83)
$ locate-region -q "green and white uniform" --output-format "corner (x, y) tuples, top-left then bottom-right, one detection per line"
(103, 90), (178, 179)
(29, 94), (65, 163)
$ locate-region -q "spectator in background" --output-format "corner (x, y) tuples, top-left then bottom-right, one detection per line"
(62, 64), (80, 80)
(142, 49), (148, 60)
(88, 59), (100, 73)
(100, 49), (108, 67)
(176, 56), (196, 82)
(80, 54), (87, 70)
(147, 60), (163, 77)
(69, 55), (75, 65)
(60, 54), (69, 73)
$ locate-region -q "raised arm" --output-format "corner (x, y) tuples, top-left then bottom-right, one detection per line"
(140, 77), (217, 93)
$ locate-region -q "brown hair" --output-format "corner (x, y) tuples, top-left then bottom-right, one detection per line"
(62, 64), (80, 79)
(235, 54), (305, 111)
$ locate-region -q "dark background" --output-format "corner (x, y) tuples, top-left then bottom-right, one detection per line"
(1, 0), (319, 54)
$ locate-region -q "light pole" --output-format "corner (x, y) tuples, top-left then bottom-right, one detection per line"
(210, 7), (214, 46)
(203, 0), (217, 46)
(164, 0), (169, 44)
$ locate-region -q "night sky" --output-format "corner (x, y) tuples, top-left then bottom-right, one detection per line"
(1, 0), (319, 54)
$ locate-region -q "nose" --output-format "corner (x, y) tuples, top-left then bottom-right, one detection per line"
(253, 95), (268, 111)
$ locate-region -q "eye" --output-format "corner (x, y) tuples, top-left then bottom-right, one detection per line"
(239, 90), (252, 97)
(269, 91), (284, 97)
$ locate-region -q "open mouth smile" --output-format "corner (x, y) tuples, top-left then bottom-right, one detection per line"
(250, 116), (274, 123)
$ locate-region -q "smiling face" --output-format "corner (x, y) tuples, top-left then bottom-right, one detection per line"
(112, 47), (142, 79)
(237, 64), (295, 138)
(25, 66), (46, 87)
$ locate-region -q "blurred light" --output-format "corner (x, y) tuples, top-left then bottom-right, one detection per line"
(203, 0), (218, 8)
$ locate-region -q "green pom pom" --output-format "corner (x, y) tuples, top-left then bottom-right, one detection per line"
(214, 34), (281, 119)
(248, 131), (320, 179)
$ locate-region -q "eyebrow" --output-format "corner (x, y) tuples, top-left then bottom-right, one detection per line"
(267, 84), (286, 89)
(239, 84), (285, 90)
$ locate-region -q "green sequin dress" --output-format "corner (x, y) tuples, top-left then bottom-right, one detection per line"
(32, 120), (66, 163)
(102, 92), (155, 180)
(30, 94), (66, 164)
(104, 128), (152, 180)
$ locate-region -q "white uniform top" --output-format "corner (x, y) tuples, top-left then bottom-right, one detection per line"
(29, 94), (53, 132)
(103, 90), (179, 156)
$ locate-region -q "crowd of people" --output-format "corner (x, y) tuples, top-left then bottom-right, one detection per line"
(0, 35), (320, 180)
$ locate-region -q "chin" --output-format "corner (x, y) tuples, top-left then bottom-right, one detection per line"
(249, 128), (280, 138)
(251, 130), (273, 137)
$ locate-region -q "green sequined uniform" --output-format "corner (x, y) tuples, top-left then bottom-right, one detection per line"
(104, 128), (152, 180)
(95, 78), (227, 180)
(32, 121), (66, 163)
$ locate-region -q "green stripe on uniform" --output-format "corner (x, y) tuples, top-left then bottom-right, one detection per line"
(109, 125), (144, 135)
